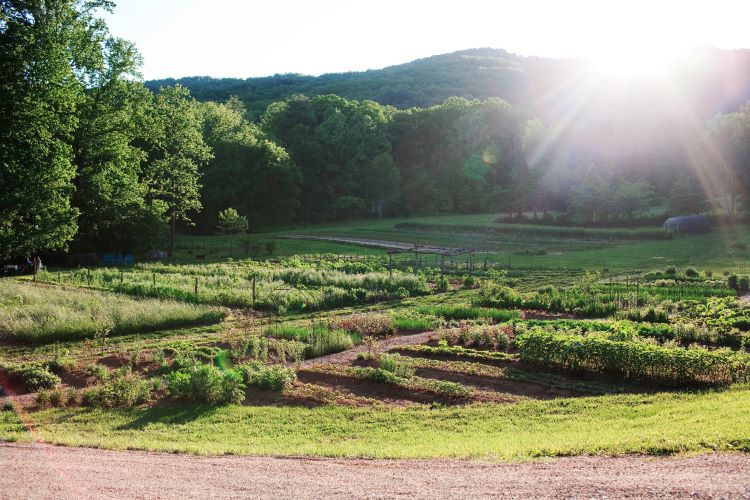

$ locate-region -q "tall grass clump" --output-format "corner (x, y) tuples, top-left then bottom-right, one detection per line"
(418, 305), (520, 322)
(0, 282), (224, 344)
(264, 323), (356, 359)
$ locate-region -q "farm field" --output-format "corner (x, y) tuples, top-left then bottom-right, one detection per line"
(3, 229), (750, 463)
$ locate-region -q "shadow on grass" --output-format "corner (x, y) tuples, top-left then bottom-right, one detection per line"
(115, 404), (219, 430)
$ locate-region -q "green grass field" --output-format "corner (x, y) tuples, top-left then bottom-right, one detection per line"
(170, 214), (750, 273)
(2, 386), (749, 459)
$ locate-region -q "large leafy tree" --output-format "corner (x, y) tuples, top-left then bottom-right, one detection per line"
(261, 94), (392, 221)
(367, 152), (400, 218)
(199, 99), (301, 230)
(0, 0), (113, 257)
(72, 38), (162, 252)
(142, 85), (212, 254)
(705, 103), (750, 220)
(668, 178), (707, 216)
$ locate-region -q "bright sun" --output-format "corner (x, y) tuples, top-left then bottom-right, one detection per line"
(589, 40), (687, 76)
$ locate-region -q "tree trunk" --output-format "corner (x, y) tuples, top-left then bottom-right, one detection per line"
(169, 217), (176, 256)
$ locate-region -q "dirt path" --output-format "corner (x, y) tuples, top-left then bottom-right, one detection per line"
(299, 330), (437, 368)
(1, 443), (749, 499)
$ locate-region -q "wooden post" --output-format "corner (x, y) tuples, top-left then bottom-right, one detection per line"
(440, 254), (445, 275)
(152, 272), (156, 287)
(120, 269), (124, 283)
(469, 252), (474, 276)
(87, 268), (91, 286)
(194, 277), (198, 296)
(483, 258), (487, 271)
(58, 271), (61, 283)
(389, 253), (393, 280)
(252, 277), (256, 307)
(413, 243), (418, 273)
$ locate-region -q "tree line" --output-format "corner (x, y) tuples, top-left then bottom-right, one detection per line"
(3, 1), (750, 259)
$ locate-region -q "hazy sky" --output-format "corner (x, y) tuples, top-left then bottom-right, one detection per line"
(103, 0), (750, 80)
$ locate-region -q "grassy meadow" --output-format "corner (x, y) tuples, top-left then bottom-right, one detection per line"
(0, 281), (225, 344)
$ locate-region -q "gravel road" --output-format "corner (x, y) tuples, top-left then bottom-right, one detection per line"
(1, 443), (749, 499)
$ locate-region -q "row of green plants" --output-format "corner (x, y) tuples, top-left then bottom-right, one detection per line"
(514, 328), (750, 386)
(393, 343), (515, 362)
(347, 353), (472, 398)
(416, 305), (519, 322)
(523, 318), (750, 350)
(40, 263), (428, 313)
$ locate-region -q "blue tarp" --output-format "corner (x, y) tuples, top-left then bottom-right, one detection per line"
(101, 254), (134, 266)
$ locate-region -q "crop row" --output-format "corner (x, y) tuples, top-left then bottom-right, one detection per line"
(515, 328), (750, 386)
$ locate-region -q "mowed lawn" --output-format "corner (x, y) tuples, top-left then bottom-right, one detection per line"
(3, 386), (749, 459)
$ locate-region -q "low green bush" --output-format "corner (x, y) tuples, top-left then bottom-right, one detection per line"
(164, 364), (245, 405)
(81, 369), (151, 408)
(0, 363), (61, 391)
(239, 363), (296, 391)
(378, 354), (415, 379)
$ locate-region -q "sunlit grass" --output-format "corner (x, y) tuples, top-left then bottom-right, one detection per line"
(3, 386), (750, 459)
(0, 281), (225, 344)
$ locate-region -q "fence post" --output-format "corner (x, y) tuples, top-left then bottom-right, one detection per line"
(120, 269), (124, 283)
(194, 277), (198, 296)
(87, 268), (91, 286)
(58, 271), (61, 283)
(252, 277), (256, 307)
(152, 272), (156, 287)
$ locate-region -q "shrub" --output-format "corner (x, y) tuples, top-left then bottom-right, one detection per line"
(728, 274), (739, 290)
(34, 390), (51, 408)
(740, 276), (750, 292)
(15, 366), (60, 391)
(85, 364), (110, 382)
(436, 275), (450, 293)
(685, 268), (699, 278)
(665, 266), (677, 276)
(165, 364), (245, 405)
(48, 388), (64, 407)
(239, 363), (296, 391)
(378, 354), (415, 379)
(463, 275), (477, 289)
(82, 369), (151, 408)
(2, 399), (13, 412)
(454, 324), (511, 350)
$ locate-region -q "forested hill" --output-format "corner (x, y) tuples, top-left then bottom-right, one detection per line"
(147, 47), (750, 121)
(146, 48), (533, 117)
